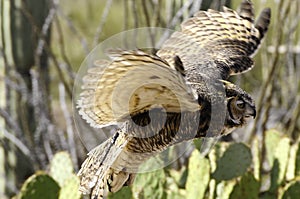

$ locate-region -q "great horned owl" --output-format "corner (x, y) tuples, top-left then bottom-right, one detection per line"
(77, 0), (271, 198)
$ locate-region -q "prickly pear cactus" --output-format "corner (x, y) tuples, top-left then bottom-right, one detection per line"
(269, 136), (290, 192)
(108, 187), (133, 199)
(168, 166), (187, 188)
(265, 129), (281, 168)
(281, 181), (300, 199)
(229, 172), (259, 199)
(252, 137), (260, 180)
(19, 172), (60, 199)
(295, 141), (300, 177)
(49, 151), (74, 187)
(216, 180), (236, 199)
(186, 150), (210, 199)
(132, 169), (166, 199)
(59, 174), (81, 199)
(264, 130), (291, 192)
(286, 141), (298, 181)
(212, 143), (252, 181)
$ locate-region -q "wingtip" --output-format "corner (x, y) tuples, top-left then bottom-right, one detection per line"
(255, 7), (271, 38)
(238, 0), (254, 22)
(261, 7), (271, 21)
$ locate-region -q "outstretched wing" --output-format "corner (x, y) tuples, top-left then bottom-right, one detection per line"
(77, 49), (200, 128)
(157, 0), (271, 80)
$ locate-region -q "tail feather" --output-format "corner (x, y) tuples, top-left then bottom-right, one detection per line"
(78, 130), (130, 198)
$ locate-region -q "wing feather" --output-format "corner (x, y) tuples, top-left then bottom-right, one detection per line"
(157, 0), (271, 79)
(77, 50), (199, 128)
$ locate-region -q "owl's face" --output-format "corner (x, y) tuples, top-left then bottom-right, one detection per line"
(220, 80), (256, 130)
(227, 95), (256, 126)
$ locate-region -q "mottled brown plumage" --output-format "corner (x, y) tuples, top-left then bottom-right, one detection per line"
(77, 1), (270, 198)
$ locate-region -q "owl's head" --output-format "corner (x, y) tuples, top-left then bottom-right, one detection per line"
(227, 95), (256, 124)
(221, 80), (256, 128)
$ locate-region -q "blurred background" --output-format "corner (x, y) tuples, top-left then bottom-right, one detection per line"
(0, 0), (300, 198)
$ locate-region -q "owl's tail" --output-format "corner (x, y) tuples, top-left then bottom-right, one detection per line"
(77, 131), (135, 199)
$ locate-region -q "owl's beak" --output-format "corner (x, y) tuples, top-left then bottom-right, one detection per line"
(251, 108), (256, 119)
(245, 105), (256, 119)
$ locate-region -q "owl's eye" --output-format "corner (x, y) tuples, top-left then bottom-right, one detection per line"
(236, 99), (245, 109)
